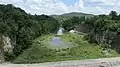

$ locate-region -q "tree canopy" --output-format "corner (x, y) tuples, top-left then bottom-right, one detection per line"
(0, 4), (59, 61)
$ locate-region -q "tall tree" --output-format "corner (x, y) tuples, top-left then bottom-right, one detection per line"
(109, 11), (118, 20)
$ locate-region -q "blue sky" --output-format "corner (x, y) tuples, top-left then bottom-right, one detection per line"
(0, 0), (119, 15)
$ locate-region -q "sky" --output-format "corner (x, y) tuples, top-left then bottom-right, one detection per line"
(0, 0), (120, 15)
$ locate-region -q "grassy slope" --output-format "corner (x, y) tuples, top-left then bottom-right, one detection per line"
(13, 33), (119, 63)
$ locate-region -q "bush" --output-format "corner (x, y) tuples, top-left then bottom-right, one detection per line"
(13, 33), (120, 63)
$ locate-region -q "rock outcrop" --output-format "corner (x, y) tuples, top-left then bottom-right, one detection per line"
(0, 35), (13, 63)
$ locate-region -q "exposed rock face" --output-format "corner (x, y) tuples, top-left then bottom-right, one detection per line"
(2, 35), (13, 53)
(0, 35), (13, 63)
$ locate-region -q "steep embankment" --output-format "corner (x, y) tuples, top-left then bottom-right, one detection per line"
(13, 33), (119, 63)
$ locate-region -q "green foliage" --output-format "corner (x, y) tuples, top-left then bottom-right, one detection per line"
(109, 11), (118, 20)
(51, 12), (93, 25)
(62, 16), (85, 31)
(0, 4), (120, 63)
(58, 10), (120, 54)
(13, 44), (56, 63)
(84, 11), (120, 53)
(13, 33), (119, 63)
(0, 4), (59, 61)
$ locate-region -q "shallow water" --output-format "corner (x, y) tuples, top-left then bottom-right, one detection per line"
(48, 36), (73, 49)
(51, 37), (62, 45)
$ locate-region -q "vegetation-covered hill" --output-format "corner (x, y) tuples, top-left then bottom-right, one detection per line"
(13, 33), (119, 63)
(0, 4), (120, 63)
(51, 12), (93, 17)
(51, 12), (94, 23)
(0, 4), (59, 61)
(61, 12), (93, 17)
(61, 11), (120, 54)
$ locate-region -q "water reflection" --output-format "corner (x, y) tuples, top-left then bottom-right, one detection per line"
(51, 26), (64, 45)
(49, 26), (72, 48)
(51, 37), (62, 45)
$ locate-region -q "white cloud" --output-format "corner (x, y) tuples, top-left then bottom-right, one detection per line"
(0, 0), (119, 15)
(74, 0), (84, 8)
(91, 0), (117, 6)
(84, 0), (120, 15)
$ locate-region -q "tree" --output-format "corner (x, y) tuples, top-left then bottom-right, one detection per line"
(109, 11), (118, 20)
(0, 4), (59, 61)
(62, 16), (81, 31)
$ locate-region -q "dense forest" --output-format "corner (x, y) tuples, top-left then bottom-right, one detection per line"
(0, 4), (120, 63)
(0, 4), (59, 61)
(62, 11), (120, 53)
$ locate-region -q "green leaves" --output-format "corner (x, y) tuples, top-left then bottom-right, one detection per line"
(62, 16), (84, 31)
(0, 4), (59, 61)
(13, 33), (119, 63)
(0, 22), (10, 35)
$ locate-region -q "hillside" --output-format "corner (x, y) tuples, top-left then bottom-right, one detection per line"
(13, 33), (119, 63)
(51, 12), (94, 17)
(0, 4), (120, 64)
(61, 12), (93, 17)
(0, 4), (59, 62)
(51, 12), (94, 22)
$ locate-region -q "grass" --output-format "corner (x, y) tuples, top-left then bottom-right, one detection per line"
(13, 33), (120, 63)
